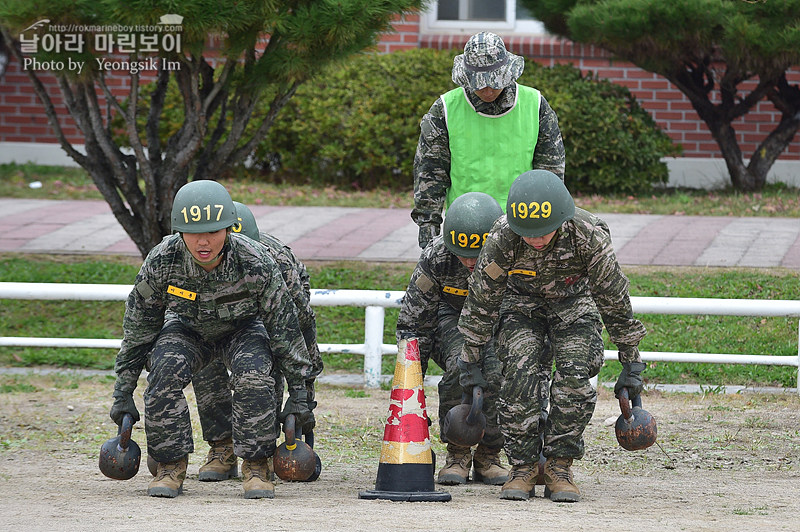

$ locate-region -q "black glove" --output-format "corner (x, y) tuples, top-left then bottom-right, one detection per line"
(109, 389), (140, 426)
(614, 361), (647, 399)
(457, 358), (488, 393)
(280, 389), (315, 434)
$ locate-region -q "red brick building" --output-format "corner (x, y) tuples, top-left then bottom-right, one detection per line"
(2, 5), (798, 188)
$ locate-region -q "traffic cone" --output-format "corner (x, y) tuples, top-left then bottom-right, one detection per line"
(358, 338), (451, 502)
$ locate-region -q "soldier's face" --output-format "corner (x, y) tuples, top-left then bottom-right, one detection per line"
(474, 86), (503, 102)
(182, 229), (227, 270)
(522, 230), (557, 250)
(457, 256), (478, 272)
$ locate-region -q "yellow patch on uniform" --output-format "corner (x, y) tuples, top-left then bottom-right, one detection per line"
(442, 286), (468, 296)
(167, 285), (197, 301)
(483, 261), (504, 280)
(414, 273), (434, 293)
(509, 269), (537, 277)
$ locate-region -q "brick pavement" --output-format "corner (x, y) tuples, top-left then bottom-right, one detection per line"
(1, 198), (799, 268)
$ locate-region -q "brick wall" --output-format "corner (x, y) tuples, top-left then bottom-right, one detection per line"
(0, 60), (135, 145)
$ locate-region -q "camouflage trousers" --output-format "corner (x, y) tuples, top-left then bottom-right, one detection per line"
(495, 308), (604, 465)
(427, 311), (504, 449)
(144, 318), (277, 463)
(193, 351), (321, 444)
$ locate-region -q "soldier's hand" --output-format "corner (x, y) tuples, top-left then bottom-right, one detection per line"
(457, 358), (488, 393)
(280, 389), (315, 434)
(614, 361), (647, 399)
(109, 390), (140, 426)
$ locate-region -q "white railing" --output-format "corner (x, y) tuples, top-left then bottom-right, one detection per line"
(1, 282), (799, 391)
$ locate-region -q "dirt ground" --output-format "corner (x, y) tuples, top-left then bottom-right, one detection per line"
(0, 375), (798, 531)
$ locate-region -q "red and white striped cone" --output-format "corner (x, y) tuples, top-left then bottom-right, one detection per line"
(358, 338), (451, 502)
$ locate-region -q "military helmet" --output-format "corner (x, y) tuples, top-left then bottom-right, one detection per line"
(451, 32), (524, 91)
(506, 170), (575, 237)
(231, 201), (260, 241)
(442, 192), (503, 258)
(170, 180), (237, 233)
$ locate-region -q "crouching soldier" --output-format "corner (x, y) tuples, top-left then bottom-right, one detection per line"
(191, 201), (323, 481)
(109, 180), (314, 499)
(458, 170), (647, 502)
(397, 192), (510, 486)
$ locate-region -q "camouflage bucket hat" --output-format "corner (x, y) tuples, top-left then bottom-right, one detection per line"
(452, 32), (524, 91)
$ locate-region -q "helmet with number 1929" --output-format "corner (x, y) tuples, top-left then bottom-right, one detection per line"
(170, 180), (237, 233)
(506, 170), (575, 238)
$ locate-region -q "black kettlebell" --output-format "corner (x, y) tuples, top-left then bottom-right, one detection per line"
(99, 413), (141, 480)
(615, 388), (658, 451)
(441, 386), (487, 447)
(273, 414), (318, 481)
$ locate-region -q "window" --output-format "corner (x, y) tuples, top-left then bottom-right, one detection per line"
(423, 1), (545, 34)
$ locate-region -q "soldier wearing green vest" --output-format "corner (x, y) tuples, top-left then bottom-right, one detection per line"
(412, 31), (566, 249)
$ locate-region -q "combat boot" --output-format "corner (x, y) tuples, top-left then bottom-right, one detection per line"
(437, 444), (472, 485)
(499, 464), (538, 500)
(147, 455), (188, 498)
(472, 444), (509, 485)
(241, 457), (275, 499)
(198, 437), (238, 481)
(543, 457), (581, 502)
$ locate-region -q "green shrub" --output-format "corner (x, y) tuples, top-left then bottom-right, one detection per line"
(254, 48), (452, 188)
(520, 63), (681, 193)
(116, 48), (680, 193)
(256, 48), (680, 193)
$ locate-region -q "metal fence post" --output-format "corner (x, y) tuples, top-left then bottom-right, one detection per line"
(363, 305), (385, 388)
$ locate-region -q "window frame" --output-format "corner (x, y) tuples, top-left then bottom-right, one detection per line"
(421, 1), (546, 35)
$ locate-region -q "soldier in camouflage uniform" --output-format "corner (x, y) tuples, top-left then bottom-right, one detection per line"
(109, 181), (315, 500)
(458, 170), (647, 503)
(412, 31), (566, 249)
(191, 202), (323, 482)
(397, 192), (510, 486)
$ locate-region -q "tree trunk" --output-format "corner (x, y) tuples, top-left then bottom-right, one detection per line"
(667, 65), (786, 192)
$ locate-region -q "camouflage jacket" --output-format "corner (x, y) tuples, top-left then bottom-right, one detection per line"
(458, 209), (646, 364)
(258, 232), (323, 379)
(396, 235), (472, 361)
(114, 233), (313, 394)
(412, 84), (566, 248)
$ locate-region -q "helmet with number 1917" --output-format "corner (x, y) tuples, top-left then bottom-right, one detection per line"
(442, 192), (503, 258)
(506, 170), (575, 238)
(170, 180), (237, 233)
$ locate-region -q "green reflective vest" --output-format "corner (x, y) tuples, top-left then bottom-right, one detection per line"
(442, 84), (540, 212)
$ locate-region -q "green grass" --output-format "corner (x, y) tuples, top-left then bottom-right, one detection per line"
(2, 162), (800, 215)
(0, 163), (411, 209)
(1, 255), (798, 387)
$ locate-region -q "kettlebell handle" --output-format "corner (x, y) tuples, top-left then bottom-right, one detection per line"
(618, 387), (632, 423)
(283, 413), (297, 447)
(118, 413), (134, 451)
(466, 386), (484, 426)
(618, 388), (644, 423)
